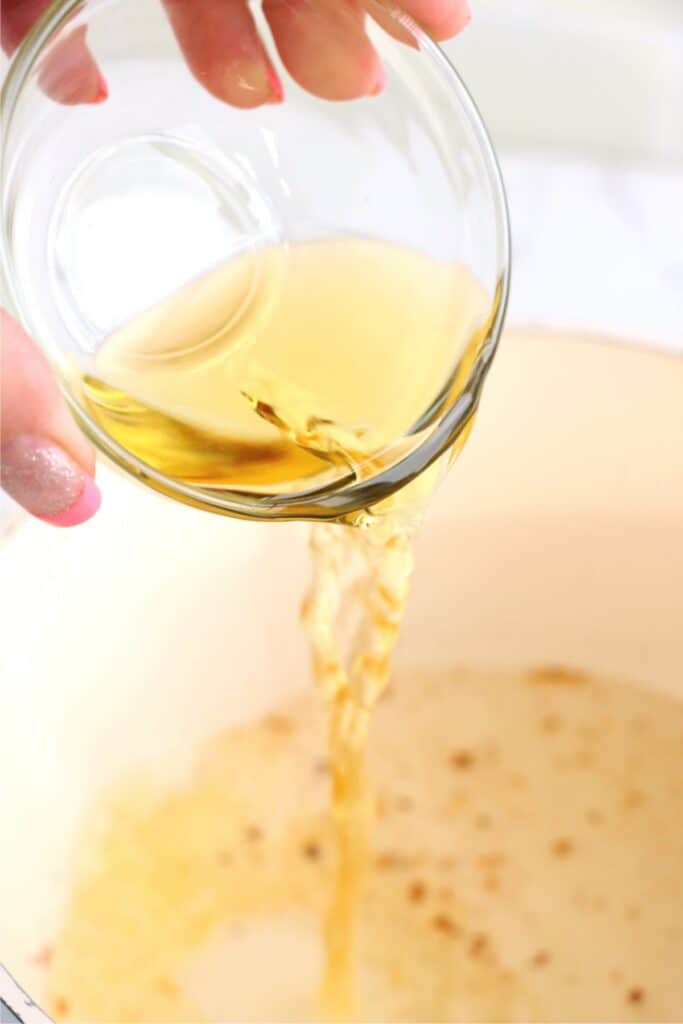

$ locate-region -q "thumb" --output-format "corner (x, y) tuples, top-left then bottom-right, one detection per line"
(0, 310), (101, 527)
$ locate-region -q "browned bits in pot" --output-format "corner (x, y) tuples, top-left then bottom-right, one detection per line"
(477, 851), (507, 870)
(450, 749), (475, 770)
(302, 840), (322, 861)
(265, 714), (294, 734)
(530, 949), (552, 968)
(624, 788), (646, 810)
(407, 880), (427, 903)
(375, 794), (389, 819)
(156, 977), (178, 996)
(52, 997), (70, 1018)
(432, 913), (459, 937)
(540, 714), (562, 734)
(468, 932), (490, 958)
(245, 825), (263, 843)
(627, 987), (645, 1005)
(551, 837), (574, 858)
(528, 665), (588, 686)
(32, 945), (54, 968)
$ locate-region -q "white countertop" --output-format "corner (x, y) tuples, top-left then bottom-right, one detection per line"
(501, 154), (683, 350)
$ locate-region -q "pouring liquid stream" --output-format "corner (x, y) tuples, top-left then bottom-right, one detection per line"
(68, 237), (491, 1019)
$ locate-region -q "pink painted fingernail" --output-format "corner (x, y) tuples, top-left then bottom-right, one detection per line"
(91, 70), (109, 104)
(1, 434), (101, 528)
(370, 64), (387, 97)
(40, 476), (102, 527)
(266, 63), (284, 104)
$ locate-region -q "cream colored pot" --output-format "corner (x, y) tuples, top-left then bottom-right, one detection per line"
(1, 331), (681, 1021)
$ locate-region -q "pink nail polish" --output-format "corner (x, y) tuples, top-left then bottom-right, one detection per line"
(1, 434), (100, 527)
(40, 476), (102, 528)
(370, 64), (387, 97)
(91, 70), (109, 104)
(266, 64), (284, 105)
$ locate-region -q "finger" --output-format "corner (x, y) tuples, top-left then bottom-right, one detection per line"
(2, 0), (107, 104)
(0, 311), (101, 527)
(400, 0), (471, 40)
(161, 0), (283, 108)
(365, 0), (471, 46)
(264, 0), (384, 102)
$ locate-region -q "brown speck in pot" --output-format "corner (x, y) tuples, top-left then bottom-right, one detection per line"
(407, 881), (427, 903)
(302, 840), (322, 861)
(53, 997), (70, 1018)
(624, 788), (646, 810)
(541, 715), (562, 734)
(609, 968), (624, 985)
(530, 949), (552, 968)
(477, 851), (507, 870)
(438, 855), (456, 871)
(396, 794), (414, 812)
(450, 750), (475, 771)
(551, 837), (574, 858)
(586, 808), (604, 826)
(432, 914), (459, 936)
(265, 714), (294, 734)
(474, 813), (492, 831)
(245, 825), (263, 843)
(314, 758), (330, 776)
(375, 794), (389, 819)
(529, 665), (588, 686)
(376, 852), (399, 870)
(438, 885), (454, 901)
(468, 932), (490, 958)
(32, 945), (54, 968)
(628, 987), (645, 1005)
(156, 977), (178, 997)
(626, 906), (642, 923)
(483, 874), (500, 892)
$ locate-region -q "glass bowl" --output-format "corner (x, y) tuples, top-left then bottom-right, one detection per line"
(0, 0), (509, 521)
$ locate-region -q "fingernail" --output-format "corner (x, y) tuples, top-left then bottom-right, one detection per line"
(370, 64), (387, 97)
(1, 434), (101, 527)
(91, 70), (109, 104)
(40, 476), (102, 528)
(266, 63), (284, 104)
